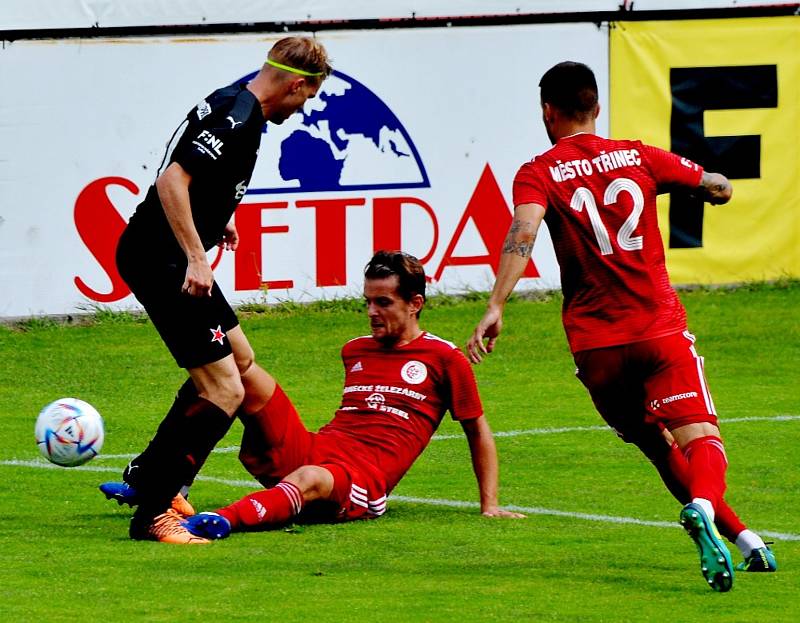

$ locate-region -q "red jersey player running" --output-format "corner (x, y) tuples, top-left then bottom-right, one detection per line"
(466, 62), (776, 592)
(181, 250), (524, 539)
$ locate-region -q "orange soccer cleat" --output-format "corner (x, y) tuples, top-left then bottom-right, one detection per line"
(136, 509), (210, 544)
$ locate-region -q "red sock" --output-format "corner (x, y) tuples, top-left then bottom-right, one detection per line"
(714, 499), (747, 543)
(683, 435), (728, 509)
(217, 481), (304, 530)
(665, 442), (744, 541)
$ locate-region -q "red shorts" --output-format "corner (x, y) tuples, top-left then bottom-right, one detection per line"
(237, 385), (387, 521)
(573, 331), (718, 442)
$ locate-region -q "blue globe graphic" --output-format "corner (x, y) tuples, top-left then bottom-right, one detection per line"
(237, 70), (430, 195)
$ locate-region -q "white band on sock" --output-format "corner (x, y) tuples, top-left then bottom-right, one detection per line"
(735, 529), (766, 557)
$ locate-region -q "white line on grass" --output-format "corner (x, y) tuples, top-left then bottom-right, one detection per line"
(430, 414), (800, 440)
(2, 458), (798, 542)
(92, 413), (800, 459)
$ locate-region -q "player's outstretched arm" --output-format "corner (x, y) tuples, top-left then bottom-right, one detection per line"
(699, 171), (733, 205)
(466, 202), (545, 363)
(461, 416), (525, 519)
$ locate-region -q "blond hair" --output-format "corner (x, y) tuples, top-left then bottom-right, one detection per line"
(268, 37), (332, 84)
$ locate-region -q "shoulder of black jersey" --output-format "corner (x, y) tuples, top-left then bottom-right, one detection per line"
(189, 83), (259, 128)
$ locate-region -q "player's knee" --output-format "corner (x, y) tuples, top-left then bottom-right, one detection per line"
(290, 465), (335, 502)
(203, 375), (245, 414)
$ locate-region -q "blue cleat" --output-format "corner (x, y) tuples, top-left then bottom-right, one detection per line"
(100, 481), (139, 507)
(100, 481), (195, 516)
(736, 546), (777, 572)
(182, 512), (231, 540)
(680, 503), (735, 592)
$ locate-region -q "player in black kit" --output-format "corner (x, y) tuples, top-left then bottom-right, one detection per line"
(105, 37), (332, 543)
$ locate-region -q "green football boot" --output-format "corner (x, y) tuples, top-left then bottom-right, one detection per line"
(680, 502), (734, 592)
(736, 546), (777, 572)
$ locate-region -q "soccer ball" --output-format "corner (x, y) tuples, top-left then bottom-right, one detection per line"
(35, 398), (105, 467)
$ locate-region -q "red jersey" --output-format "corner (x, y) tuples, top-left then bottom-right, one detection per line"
(513, 133), (703, 353)
(318, 332), (483, 493)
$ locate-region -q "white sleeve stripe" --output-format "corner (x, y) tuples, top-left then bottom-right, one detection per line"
(423, 333), (456, 349)
(157, 119), (189, 177)
(349, 494), (368, 508)
(350, 488), (368, 503)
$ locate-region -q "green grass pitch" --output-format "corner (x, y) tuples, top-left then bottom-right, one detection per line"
(1, 283), (798, 622)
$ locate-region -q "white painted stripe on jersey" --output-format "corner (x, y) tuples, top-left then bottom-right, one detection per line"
(349, 493), (368, 509)
(3, 460), (797, 541)
(351, 483), (368, 495)
(157, 119), (189, 177)
(350, 488), (367, 503)
(423, 333), (456, 349)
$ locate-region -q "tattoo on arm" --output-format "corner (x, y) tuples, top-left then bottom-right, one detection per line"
(502, 219), (536, 258)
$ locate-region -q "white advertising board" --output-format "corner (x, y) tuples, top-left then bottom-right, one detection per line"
(0, 24), (608, 317)
(0, 2), (611, 30)
(0, 1), (788, 31)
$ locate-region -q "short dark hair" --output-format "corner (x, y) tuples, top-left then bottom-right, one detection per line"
(539, 61), (598, 120)
(364, 250), (426, 307)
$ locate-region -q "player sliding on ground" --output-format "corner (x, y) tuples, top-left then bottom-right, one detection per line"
(103, 251), (524, 541)
(466, 61), (776, 591)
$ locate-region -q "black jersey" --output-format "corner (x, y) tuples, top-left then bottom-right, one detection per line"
(124, 83), (265, 261)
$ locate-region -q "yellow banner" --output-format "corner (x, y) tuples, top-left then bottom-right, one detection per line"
(610, 17), (800, 283)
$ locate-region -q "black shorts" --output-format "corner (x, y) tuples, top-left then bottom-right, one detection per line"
(117, 229), (239, 369)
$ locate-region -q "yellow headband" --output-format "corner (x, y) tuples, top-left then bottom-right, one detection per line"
(266, 58), (323, 77)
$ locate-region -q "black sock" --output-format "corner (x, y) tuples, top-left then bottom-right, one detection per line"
(129, 396), (235, 530)
(124, 378), (198, 489)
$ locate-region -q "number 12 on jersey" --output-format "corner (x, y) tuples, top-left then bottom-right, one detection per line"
(570, 178), (644, 255)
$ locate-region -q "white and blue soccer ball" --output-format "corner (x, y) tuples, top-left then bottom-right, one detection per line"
(35, 398), (105, 467)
